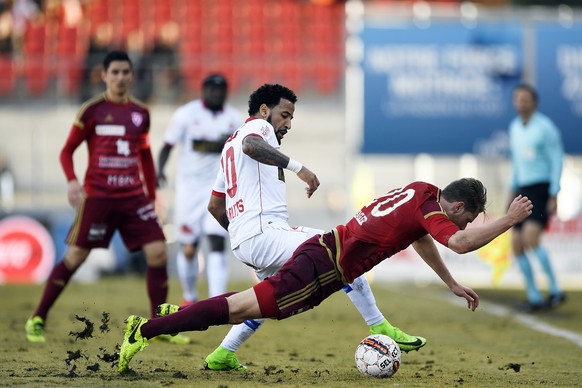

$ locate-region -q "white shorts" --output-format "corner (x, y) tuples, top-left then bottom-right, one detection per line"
(232, 219), (323, 281)
(174, 175), (227, 244)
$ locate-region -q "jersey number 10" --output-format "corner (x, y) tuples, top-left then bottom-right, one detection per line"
(222, 146), (237, 198)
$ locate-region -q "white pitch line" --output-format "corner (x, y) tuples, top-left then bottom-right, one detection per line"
(442, 291), (582, 348)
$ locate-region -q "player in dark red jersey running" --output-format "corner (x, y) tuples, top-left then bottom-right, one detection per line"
(25, 51), (188, 345)
(118, 178), (533, 372)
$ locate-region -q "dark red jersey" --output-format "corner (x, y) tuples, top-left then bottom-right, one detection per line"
(60, 94), (155, 199)
(334, 181), (460, 283)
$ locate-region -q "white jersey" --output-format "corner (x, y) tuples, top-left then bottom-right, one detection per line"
(163, 99), (243, 182)
(212, 118), (289, 249)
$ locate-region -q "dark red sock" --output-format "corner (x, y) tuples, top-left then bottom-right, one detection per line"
(142, 295), (232, 339)
(34, 260), (75, 320)
(146, 266), (168, 318)
(175, 291), (237, 312)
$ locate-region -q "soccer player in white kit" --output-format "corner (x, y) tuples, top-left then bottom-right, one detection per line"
(163, 83), (424, 370)
(157, 74), (243, 304)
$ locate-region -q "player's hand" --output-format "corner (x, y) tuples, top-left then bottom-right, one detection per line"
(67, 179), (84, 209)
(296, 166), (320, 198)
(507, 194), (533, 225)
(156, 172), (167, 188)
(450, 283), (480, 311)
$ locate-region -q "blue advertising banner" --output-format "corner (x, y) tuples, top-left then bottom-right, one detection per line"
(361, 22), (523, 155)
(535, 23), (582, 154)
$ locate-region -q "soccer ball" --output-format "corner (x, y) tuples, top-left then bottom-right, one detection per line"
(354, 334), (401, 378)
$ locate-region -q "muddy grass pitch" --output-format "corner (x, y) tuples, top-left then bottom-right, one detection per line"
(2, 277), (581, 387)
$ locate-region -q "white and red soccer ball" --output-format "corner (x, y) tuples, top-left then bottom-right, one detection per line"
(355, 334), (401, 378)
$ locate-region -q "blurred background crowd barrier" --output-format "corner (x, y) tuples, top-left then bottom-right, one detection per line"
(0, 0), (580, 287)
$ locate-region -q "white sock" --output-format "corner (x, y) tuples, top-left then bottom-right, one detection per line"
(206, 251), (228, 297)
(343, 275), (385, 326)
(221, 319), (265, 352)
(176, 248), (198, 302)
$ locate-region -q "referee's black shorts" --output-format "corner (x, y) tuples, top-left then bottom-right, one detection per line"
(513, 182), (550, 229)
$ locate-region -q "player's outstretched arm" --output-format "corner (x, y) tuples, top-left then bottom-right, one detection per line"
(447, 195), (533, 254)
(412, 235), (479, 311)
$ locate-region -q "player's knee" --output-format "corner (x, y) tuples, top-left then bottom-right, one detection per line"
(522, 235), (540, 251)
(183, 243), (197, 258)
(64, 246), (90, 270)
(143, 241), (168, 266)
(226, 290), (261, 323)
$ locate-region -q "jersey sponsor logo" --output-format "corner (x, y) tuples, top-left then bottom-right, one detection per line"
(226, 199), (245, 220)
(355, 211), (368, 225)
(99, 156), (137, 168)
(131, 112), (143, 127)
(88, 223), (107, 241)
(192, 139), (225, 153)
(96, 125), (126, 136)
(107, 174), (136, 186)
(137, 203), (159, 222)
(0, 216), (55, 284)
(180, 224), (194, 234)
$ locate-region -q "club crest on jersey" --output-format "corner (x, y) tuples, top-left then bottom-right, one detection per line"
(261, 125), (270, 137)
(131, 112), (143, 127)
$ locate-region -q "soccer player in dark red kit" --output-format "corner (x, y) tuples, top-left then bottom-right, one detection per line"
(117, 178), (533, 372)
(25, 50), (188, 345)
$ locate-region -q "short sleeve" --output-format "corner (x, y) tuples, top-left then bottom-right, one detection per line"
(419, 198), (459, 246)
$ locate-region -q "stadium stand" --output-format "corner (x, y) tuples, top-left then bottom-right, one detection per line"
(9, 0), (514, 100)
(5, 0), (350, 101)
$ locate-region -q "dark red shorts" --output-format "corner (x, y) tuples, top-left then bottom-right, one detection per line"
(254, 232), (344, 320)
(66, 195), (165, 251)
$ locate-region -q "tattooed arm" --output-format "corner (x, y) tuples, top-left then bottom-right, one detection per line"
(242, 136), (320, 198)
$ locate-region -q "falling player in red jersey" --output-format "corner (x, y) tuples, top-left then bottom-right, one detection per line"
(118, 178), (533, 372)
(25, 51), (188, 345)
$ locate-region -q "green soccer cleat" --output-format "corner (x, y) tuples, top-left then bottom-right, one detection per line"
(118, 315), (149, 373)
(25, 316), (46, 343)
(156, 303), (180, 317)
(204, 346), (247, 371)
(154, 303), (184, 338)
(370, 319), (427, 353)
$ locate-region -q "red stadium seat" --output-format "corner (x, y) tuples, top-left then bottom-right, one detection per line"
(56, 25), (79, 56)
(23, 22), (47, 55)
(23, 56), (51, 96)
(86, 0), (110, 33)
(54, 56), (84, 96)
(313, 59), (343, 94)
(0, 57), (16, 96)
(180, 59), (203, 93)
